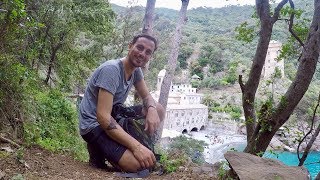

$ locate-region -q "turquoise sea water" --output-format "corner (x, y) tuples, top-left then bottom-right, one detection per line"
(264, 151), (320, 179)
(234, 144), (319, 179)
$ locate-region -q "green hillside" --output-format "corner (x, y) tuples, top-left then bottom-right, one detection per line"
(111, 1), (314, 90)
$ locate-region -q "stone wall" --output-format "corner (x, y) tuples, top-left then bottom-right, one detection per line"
(164, 105), (208, 133)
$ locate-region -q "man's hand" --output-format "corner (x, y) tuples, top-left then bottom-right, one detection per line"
(144, 107), (160, 135)
(132, 143), (156, 169)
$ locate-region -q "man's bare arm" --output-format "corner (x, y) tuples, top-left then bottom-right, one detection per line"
(134, 79), (160, 134)
(106, 117), (117, 130)
(142, 95), (156, 111)
(97, 88), (139, 150)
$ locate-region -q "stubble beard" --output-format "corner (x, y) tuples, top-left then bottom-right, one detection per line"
(131, 57), (146, 68)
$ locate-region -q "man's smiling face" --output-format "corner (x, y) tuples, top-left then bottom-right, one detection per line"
(128, 37), (155, 68)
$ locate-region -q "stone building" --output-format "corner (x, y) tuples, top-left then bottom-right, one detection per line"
(153, 69), (208, 133)
(262, 40), (284, 79)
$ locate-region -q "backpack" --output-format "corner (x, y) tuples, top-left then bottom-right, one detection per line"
(111, 103), (155, 153)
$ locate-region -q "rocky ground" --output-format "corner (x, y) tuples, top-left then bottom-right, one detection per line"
(0, 145), (220, 180)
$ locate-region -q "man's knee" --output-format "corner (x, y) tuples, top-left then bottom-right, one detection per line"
(118, 150), (141, 172)
(156, 103), (165, 121)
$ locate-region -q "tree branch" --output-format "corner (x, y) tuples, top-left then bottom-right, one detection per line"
(272, 0), (289, 23)
(288, 0), (305, 47)
(0, 136), (21, 148)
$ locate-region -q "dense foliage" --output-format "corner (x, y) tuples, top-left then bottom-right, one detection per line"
(0, 0), (115, 159)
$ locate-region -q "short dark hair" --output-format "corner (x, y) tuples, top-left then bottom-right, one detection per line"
(131, 34), (158, 52)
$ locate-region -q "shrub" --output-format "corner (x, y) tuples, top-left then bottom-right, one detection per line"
(170, 135), (207, 164)
(159, 149), (188, 173)
(24, 89), (87, 161)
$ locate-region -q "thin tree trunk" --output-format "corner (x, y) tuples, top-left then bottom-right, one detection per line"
(298, 122), (320, 166)
(142, 0), (155, 35)
(157, 0), (189, 140)
(141, 0), (155, 73)
(298, 92), (320, 166)
(45, 43), (61, 85)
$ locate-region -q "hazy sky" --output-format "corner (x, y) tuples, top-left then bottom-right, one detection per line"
(109, 0), (255, 10)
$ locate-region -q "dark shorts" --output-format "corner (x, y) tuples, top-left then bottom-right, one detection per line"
(81, 105), (144, 165)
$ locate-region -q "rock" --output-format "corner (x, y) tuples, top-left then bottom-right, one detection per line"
(212, 161), (222, 171)
(268, 138), (283, 150)
(200, 166), (212, 173)
(315, 172), (320, 180)
(208, 172), (216, 178)
(178, 166), (185, 172)
(224, 151), (309, 180)
(283, 145), (295, 152)
(0, 170), (5, 179)
(238, 124), (247, 135)
(191, 167), (202, 174)
(0, 146), (13, 153)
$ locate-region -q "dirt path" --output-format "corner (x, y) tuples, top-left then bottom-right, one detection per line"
(0, 145), (219, 180)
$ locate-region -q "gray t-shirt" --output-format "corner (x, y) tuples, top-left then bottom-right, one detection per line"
(79, 59), (143, 135)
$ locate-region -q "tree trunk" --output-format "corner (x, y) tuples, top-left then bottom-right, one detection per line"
(141, 0), (155, 73)
(142, 0), (155, 35)
(243, 0), (320, 155)
(45, 43), (61, 85)
(156, 0), (189, 140)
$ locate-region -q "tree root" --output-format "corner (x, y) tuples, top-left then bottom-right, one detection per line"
(0, 135), (21, 148)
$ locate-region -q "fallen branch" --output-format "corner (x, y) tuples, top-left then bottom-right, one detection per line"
(0, 136), (21, 148)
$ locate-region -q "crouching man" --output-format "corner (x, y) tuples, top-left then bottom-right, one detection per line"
(79, 34), (165, 172)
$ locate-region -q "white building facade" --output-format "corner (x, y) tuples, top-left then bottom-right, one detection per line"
(262, 40), (285, 79)
(154, 70), (208, 133)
